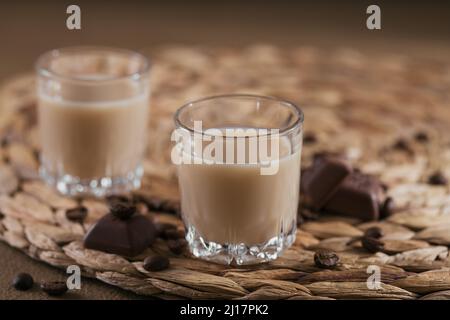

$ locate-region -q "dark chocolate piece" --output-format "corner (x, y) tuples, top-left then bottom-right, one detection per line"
(301, 157), (352, 209)
(323, 172), (383, 221)
(83, 213), (156, 257)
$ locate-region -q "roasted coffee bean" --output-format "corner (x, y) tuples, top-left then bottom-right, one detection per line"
(12, 273), (34, 291)
(40, 281), (68, 296)
(313, 249), (340, 268)
(160, 200), (181, 215)
(65, 206), (88, 222)
(414, 131), (429, 143)
(106, 195), (130, 205)
(143, 255), (170, 272)
(155, 222), (177, 237)
(303, 132), (317, 145)
(364, 226), (383, 239)
(110, 202), (136, 220)
(168, 239), (187, 255)
(380, 197), (395, 219)
(162, 228), (185, 240)
(393, 139), (410, 152)
(428, 171), (448, 186)
(133, 195), (163, 211)
(299, 208), (320, 221)
(361, 236), (385, 253)
(0, 211), (4, 220)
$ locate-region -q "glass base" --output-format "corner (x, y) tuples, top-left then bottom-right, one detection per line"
(40, 165), (143, 197)
(185, 225), (296, 265)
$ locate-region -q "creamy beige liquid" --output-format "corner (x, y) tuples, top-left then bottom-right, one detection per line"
(38, 93), (149, 180)
(178, 133), (301, 245)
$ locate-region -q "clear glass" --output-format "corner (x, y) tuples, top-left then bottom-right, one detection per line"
(174, 94), (304, 265)
(36, 47), (150, 197)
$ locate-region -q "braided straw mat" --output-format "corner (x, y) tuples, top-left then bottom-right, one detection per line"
(1, 46), (450, 300)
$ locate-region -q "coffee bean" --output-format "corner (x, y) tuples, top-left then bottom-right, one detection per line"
(303, 132), (317, 145)
(313, 249), (340, 268)
(428, 171), (448, 186)
(414, 131), (429, 143)
(0, 211), (4, 220)
(162, 228), (185, 240)
(299, 208), (320, 221)
(106, 195), (130, 205)
(160, 200), (181, 215)
(168, 239), (187, 255)
(110, 202), (136, 220)
(40, 281), (68, 296)
(133, 195), (163, 211)
(155, 222), (177, 237)
(12, 273), (34, 291)
(380, 197), (395, 219)
(361, 236), (384, 253)
(364, 227), (383, 239)
(65, 206), (88, 222)
(393, 139), (411, 152)
(143, 255), (170, 271)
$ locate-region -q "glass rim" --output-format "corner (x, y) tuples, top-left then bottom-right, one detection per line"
(174, 93), (304, 137)
(35, 46), (151, 83)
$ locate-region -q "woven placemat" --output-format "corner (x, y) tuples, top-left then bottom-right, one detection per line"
(1, 45), (450, 300)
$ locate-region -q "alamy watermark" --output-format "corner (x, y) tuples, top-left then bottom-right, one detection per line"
(366, 265), (382, 290)
(66, 5), (81, 30)
(366, 5), (381, 30)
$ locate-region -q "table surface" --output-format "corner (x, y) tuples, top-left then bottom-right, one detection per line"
(1, 1), (449, 300)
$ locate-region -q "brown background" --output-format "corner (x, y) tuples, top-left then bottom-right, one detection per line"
(0, 0), (449, 299)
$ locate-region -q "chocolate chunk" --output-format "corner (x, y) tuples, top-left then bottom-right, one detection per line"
(65, 206), (88, 222)
(143, 255), (170, 271)
(380, 197), (395, 219)
(83, 213), (156, 257)
(40, 281), (68, 296)
(414, 131), (429, 143)
(361, 237), (384, 253)
(314, 249), (340, 268)
(12, 273), (34, 291)
(324, 172), (383, 221)
(303, 132), (317, 145)
(110, 202), (136, 220)
(301, 157), (352, 209)
(167, 239), (187, 255)
(364, 227), (383, 239)
(428, 171), (447, 186)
